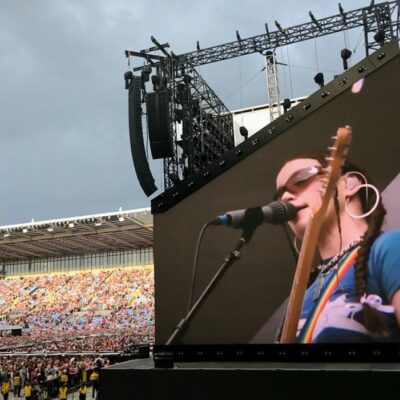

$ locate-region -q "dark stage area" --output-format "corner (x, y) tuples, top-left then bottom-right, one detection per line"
(99, 357), (400, 400)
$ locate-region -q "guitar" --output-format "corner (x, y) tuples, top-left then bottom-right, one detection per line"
(279, 126), (352, 343)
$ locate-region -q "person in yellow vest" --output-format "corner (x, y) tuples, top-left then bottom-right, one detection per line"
(24, 381), (32, 400)
(89, 369), (99, 398)
(1, 378), (10, 400)
(59, 370), (68, 385)
(79, 383), (88, 400)
(13, 373), (21, 397)
(59, 383), (68, 400)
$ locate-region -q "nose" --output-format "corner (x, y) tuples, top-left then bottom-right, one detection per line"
(280, 190), (295, 203)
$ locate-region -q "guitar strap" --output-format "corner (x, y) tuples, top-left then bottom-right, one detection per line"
(298, 246), (360, 343)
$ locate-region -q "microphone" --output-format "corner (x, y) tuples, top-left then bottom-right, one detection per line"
(213, 201), (298, 228)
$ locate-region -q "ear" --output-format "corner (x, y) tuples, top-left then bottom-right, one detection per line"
(345, 176), (358, 190)
(343, 174), (361, 197)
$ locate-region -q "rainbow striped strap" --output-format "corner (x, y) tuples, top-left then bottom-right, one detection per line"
(298, 246), (360, 343)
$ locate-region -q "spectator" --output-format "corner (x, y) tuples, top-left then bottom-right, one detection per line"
(59, 383), (67, 400)
(79, 383), (88, 400)
(89, 369), (99, 398)
(1, 378), (10, 400)
(24, 381), (32, 400)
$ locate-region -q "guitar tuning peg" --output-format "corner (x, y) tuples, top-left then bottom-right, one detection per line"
(325, 156), (334, 161)
(328, 146), (337, 151)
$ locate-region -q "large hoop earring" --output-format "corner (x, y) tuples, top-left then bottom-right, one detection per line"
(345, 183), (380, 219)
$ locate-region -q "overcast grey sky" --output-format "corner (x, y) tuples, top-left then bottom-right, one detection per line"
(0, 0), (372, 225)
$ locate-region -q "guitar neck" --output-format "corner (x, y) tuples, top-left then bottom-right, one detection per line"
(279, 217), (321, 343)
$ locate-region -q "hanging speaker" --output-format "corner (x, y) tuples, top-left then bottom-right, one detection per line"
(127, 74), (157, 197)
(147, 90), (174, 159)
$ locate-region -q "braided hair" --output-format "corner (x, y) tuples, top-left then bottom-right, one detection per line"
(283, 149), (388, 336)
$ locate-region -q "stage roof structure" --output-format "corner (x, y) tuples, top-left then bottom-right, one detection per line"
(0, 208), (153, 262)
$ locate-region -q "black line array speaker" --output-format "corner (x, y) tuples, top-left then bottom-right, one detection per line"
(147, 90), (174, 159)
(127, 75), (157, 197)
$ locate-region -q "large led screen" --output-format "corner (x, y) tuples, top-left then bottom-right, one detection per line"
(153, 42), (400, 358)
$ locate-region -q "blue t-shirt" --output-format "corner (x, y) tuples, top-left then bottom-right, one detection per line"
(298, 230), (400, 343)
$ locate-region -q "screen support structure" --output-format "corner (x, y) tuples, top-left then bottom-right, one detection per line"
(126, 2), (399, 193)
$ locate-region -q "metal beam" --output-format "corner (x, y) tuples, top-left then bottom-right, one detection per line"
(133, 1), (398, 70)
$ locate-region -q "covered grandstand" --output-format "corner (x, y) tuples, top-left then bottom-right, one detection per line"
(0, 208), (153, 275)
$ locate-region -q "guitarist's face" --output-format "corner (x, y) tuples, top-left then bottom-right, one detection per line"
(276, 158), (324, 238)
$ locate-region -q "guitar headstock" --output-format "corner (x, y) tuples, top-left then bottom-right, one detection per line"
(314, 126), (352, 217)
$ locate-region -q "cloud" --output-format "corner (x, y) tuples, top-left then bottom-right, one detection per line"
(0, 0), (375, 224)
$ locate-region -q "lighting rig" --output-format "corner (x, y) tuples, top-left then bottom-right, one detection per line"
(126, 1), (399, 194)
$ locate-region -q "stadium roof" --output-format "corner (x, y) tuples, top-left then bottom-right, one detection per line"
(0, 208), (153, 262)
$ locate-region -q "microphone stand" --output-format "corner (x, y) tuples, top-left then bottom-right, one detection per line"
(166, 211), (261, 346)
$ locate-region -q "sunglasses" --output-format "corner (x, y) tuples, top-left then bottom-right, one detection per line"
(274, 165), (322, 200)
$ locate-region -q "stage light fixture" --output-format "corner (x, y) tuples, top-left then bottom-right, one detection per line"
(283, 98), (292, 113)
(275, 20), (286, 35)
(374, 30), (385, 46)
(141, 65), (152, 83)
(151, 74), (161, 91)
(239, 126), (249, 140)
(309, 11), (322, 31)
(338, 3), (346, 24)
(265, 51), (275, 65)
(368, 0), (375, 12)
(314, 72), (325, 88)
(341, 48), (352, 70)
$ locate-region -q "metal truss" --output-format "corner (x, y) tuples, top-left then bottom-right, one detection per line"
(162, 64), (234, 188)
(265, 53), (282, 121)
(165, 1), (399, 68)
(128, 1), (399, 192)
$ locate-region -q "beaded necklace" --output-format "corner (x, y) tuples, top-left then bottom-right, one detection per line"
(316, 238), (363, 274)
(313, 238), (362, 302)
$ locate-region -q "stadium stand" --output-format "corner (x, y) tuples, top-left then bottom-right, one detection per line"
(0, 208), (154, 398)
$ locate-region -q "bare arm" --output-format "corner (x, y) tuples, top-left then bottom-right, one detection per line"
(391, 289), (400, 326)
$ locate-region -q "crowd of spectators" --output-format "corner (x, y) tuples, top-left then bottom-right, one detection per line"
(0, 266), (154, 398)
(0, 354), (107, 398)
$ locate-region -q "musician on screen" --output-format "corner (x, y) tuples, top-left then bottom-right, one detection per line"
(275, 149), (400, 343)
